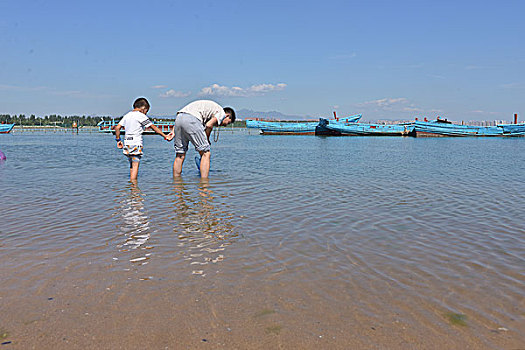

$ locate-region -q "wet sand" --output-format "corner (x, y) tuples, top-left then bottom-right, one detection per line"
(2, 252), (524, 349)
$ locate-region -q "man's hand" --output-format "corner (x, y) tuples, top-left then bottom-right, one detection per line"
(117, 141), (124, 149)
(166, 132), (175, 141)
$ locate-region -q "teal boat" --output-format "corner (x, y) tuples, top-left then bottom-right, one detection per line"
(414, 120), (502, 137)
(245, 120), (319, 134)
(246, 114), (362, 135)
(318, 118), (415, 136)
(0, 123), (15, 134)
(414, 119), (525, 137)
(499, 123), (525, 136)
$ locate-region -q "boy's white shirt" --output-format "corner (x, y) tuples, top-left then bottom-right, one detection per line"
(177, 100), (226, 126)
(118, 111), (152, 146)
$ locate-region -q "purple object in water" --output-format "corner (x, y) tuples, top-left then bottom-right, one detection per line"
(0, 150), (6, 161)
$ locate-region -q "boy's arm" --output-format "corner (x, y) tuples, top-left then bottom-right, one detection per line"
(149, 124), (170, 140)
(114, 124), (123, 149)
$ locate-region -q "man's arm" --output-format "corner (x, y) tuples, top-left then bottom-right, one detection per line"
(205, 118), (219, 143)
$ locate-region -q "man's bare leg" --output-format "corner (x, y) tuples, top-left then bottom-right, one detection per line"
(199, 150), (210, 178)
(173, 153), (185, 177)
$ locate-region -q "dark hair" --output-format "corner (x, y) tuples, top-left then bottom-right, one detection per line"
(223, 107), (236, 123)
(133, 97), (150, 110)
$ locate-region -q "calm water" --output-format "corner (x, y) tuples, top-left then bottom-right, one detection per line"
(1, 129), (524, 348)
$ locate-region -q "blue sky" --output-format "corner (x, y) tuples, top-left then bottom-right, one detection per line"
(1, 0), (524, 121)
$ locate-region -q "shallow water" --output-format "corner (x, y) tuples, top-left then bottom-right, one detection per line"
(1, 130), (524, 348)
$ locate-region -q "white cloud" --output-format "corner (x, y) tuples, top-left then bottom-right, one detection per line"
(500, 82), (523, 89)
(0, 84), (46, 92)
(355, 97), (439, 118)
(49, 90), (82, 96)
(407, 63), (425, 68)
(465, 65), (483, 70)
(199, 84), (244, 97)
(249, 83), (287, 93)
(152, 85), (168, 89)
(330, 53), (357, 60)
(403, 106), (423, 112)
(471, 110), (499, 115)
(357, 98), (408, 109)
(427, 74), (446, 79)
(159, 89), (191, 98)
(0, 84), (110, 99)
(198, 83), (287, 97)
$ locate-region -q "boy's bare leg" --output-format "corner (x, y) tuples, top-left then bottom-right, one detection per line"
(173, 153), (185, 177)
(130, 161), (140, 181)
(199, 151), (210, 178)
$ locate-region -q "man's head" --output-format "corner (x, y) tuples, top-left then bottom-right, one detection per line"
(222, 107), (236, 126)
(133, 97), (150, 114)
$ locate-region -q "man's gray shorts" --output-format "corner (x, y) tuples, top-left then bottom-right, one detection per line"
(173, 113), (210, 154)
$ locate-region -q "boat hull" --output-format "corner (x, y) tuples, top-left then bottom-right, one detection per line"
(254, 121), (319, 135)
(499, 123), (525, 136)
(412, 121), (525, 137)
(0, 124), (15, 134)
(246, 114), (362, 135)
(414, 121), (502, 136)
(319, 119), (415, 136)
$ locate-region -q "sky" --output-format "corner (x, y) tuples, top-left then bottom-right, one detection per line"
(1, 0), (524, 121)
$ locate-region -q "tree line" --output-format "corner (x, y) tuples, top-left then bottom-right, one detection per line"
(0, 114), (114, 127)
(0, 114), (246, 128)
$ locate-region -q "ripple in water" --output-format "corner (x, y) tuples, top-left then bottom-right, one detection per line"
(0, 132), (523, 348)
(168, 179), (239, 276)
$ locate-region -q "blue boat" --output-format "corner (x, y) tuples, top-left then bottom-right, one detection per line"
(499, 123), (525, 136)
(97, 119), (173, 134)
(318, 118), (415, 136)
(246, 114), (362, 135)
(245, 120), (319, 134)
(0, 123), (15, 134)
(414, 119), (525, 137)
(414, 120), (504, 137)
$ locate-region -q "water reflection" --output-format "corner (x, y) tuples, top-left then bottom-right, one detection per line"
(170, 178), (238, 276)
(114, 182), (153, 268)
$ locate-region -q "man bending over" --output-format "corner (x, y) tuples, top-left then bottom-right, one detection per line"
(169, 100), (235, 178)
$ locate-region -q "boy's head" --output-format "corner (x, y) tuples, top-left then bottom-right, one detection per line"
(222, 107), (236, 126)
(133, 97), (150, 114)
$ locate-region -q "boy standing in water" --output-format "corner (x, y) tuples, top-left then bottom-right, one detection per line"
(115, 97), (172, 181)
(168, 100), (235, 178)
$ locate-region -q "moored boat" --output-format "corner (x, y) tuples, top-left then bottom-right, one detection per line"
(414, 120), (504, 137)
(0, 123), (15, 134)
(245, 120), (320, 135)
(318, 118), (415, 136)
(499, 123), (525, 136)
(246, 114), (362, 135)
(413, 119), (525, 137)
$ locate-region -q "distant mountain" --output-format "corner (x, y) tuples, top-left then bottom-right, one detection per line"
(236, 109), (308, 121)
